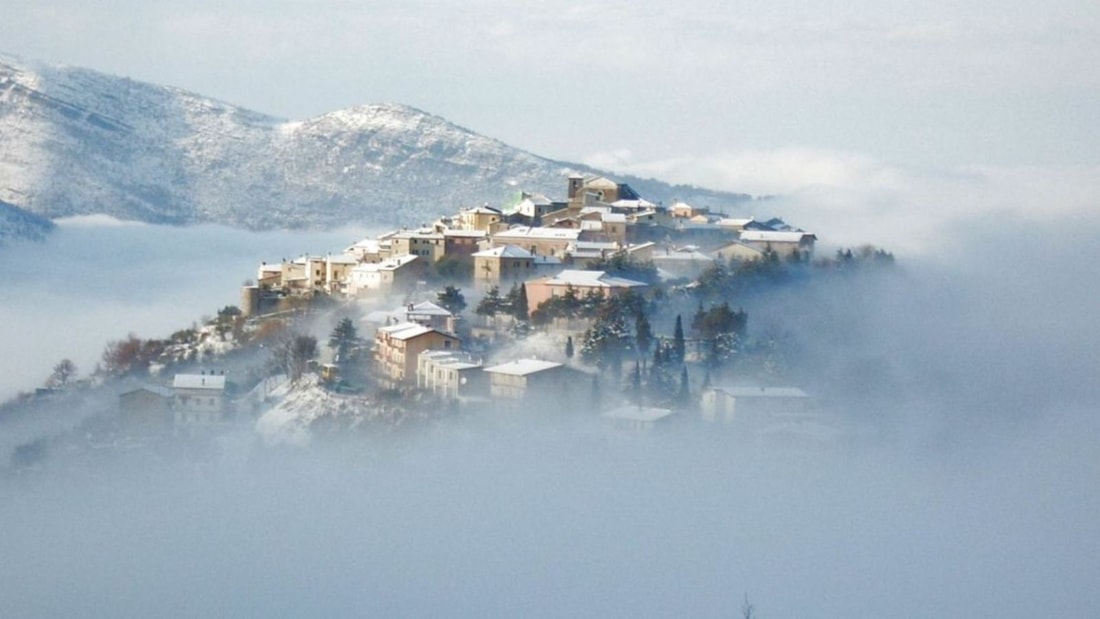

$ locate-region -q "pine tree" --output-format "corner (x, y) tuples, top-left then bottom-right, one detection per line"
(506, 282), (529, 320)
(565, 335), (574, 359)
(437, 285), (467, 315)
(475, 286), (503, 317)
(328, 317), (359, 363)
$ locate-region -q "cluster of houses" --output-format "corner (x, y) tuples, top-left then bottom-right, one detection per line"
(241, 174), (816, 315)
(183, 174), (827, 443)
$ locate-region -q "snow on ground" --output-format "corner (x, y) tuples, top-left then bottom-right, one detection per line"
(254, 375), (330, 447)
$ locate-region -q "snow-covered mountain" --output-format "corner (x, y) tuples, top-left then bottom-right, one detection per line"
(0, 53), (748, 232)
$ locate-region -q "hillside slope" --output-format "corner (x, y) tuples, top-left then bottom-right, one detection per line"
(0, 53), (749, 231)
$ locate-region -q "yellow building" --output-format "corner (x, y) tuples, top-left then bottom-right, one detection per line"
(472, 245), (536, 290)
(374, 322), (460, 387)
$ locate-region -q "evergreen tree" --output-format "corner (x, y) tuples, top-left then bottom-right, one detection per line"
(672, 314), (686, 363)
(328, 317), (359, 363)
(437, 285), (467, 315)
(506, 282), (529, 320)
(565, 335), (574, 359)
(635, 309), (653, 358)
(475, 286), (503, 317)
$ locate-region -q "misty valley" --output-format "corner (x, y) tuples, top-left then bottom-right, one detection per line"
(2, 184), (1099, 617)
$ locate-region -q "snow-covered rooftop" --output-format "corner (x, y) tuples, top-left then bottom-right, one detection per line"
(173, 374), (226, 390)
(351, 254), (418, 272)
(473, 245), (533, 259)
(121, 385), (174, 398)
(739, 231), (815, 243)
(494, 226), (580, 240)
(537, 270), (647, 288)
(377, 322), (436, 340)
(326, 255), (359, 264)
(712, 386), (809, 398)
(483, 358), (562, 376)
(407, 301), (453, 316)
(443, 229), (487, 238)
(602, 405), (675, 422)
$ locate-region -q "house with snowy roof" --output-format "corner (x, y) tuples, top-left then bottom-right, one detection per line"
(700, 386), (812, 426)
(346, 255), (423, 296)
(172, 372), (228, 428)
(472, 244), (536, 290)
(404, 300), (457, 332)
(566, 174), (641, 208)
(524, 270), (648, 318)
(488, 226), (580, 259)
(483, 359), (569, 401)
(738, 230), (817, 261)
(417, 350), (487, 400)
(712, 240), (766, 263)
(457, 204), (505, 232)
(601, 405), (677, 433)
(373, 322), (460, 387)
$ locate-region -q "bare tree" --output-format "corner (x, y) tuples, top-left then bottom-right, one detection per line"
(742, 593), (755, 619)
(45, 359), (77, 388)
(272, 333), (318, 381)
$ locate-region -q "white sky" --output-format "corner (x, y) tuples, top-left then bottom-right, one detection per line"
(5, 0), (1099, 180)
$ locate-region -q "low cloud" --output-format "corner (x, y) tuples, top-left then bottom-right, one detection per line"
(0, 219), (374, 401)
(585, 148), (1100, 256)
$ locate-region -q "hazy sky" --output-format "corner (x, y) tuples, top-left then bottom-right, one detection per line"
(3, 7), (1100, 616)
(5, 0), (1100, 182)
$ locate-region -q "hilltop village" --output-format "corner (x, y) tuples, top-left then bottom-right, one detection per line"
(225, 173), (838, 443)
(5, 172), (896, 463)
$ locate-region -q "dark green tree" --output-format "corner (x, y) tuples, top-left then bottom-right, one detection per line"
(328, 317), (359, 363)
(672, 315), (686, 363)
(437, 285), (467, 315)
(507, 282), (529, 320)
(476, 286), (504, 317)
(565, 335), (574, 359)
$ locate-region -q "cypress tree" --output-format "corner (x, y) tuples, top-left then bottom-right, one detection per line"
(673, 314), (686, 363)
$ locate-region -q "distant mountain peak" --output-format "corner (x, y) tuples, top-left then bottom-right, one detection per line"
(0, 53), (749, 232)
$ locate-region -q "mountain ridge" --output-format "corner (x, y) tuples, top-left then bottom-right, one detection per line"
(0, 53), (750, 233)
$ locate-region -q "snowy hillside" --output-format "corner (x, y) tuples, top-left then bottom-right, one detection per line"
(0, 199), (53, 242)
(0, 53), (748, 232)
